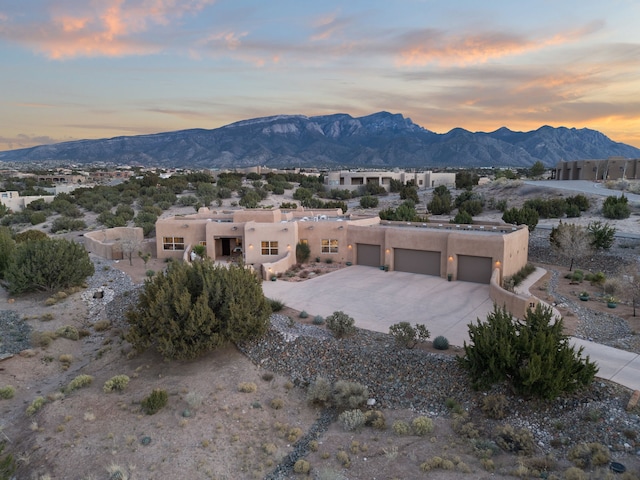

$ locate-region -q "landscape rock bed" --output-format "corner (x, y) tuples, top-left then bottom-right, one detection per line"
(0, 310), (32, 359)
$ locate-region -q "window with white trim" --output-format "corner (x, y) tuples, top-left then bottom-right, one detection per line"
(163, 236), (185, 250)
(261, 240), (278, 255)
(321, 239), (338, 253)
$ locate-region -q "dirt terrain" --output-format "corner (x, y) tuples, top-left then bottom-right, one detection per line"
(1, 179), (640, 480)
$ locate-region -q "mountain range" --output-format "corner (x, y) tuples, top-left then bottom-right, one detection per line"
(1, 112), (639, 169)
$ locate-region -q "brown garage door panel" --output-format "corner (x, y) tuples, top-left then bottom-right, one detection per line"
(457, 255), (492, 284)
(394, 249), (441, 276)
(356, 243), (381, 267)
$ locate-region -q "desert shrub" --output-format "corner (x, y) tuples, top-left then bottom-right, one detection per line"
(268, 298), (285, 312)
(40, 312), (55, 321)
(494, 424), (536, 455)
(452, 412), (479, 438)
(58, 353), (73, 368)
(459, 304), (597, 399)
(0, 441), (16, 480)
(295, 242), (311, 263)
(307, 376), (332, 406)
(103, 375), (130, 393)
(481, 394), (508, 419)
(338, 409), (366, 432)
(567, 442), (610, 468)
(389, 322), (430, 348)
(237, 382), (257, 393)
(364, 410), (386, 430)
(392, 420), (411, 436)
(312, 315), (324, 325)
(30, 330), (56, 347)
(412, 416), (434, 436)
(55, 325), (79, 341)
(432, 335), (449, 350)
(145, 269), (155, 277)
(50, 216), (86, 233)
(325, 311), (355, 338)
(93, 320), (111, 332)
(420, 456), (456, 471)
(0, 386), (15, 400)
(333, 380), (368, 410)
(299, 310), (309, 318)
(5, 238), (94, 294)
(287, 427), (303, 442)
(588, 221), (616, 250)
(563, 467), (587, 480)
(126, 260), (270, 360)
(270, 398), (284, 410)
(26, 396), (46, 416)
(66, 374), (93, 393)
(602, 194), (630, 219)
(335, 450), (350, 467)
(293, 459), (310, 474)
(141, 388), (168, 415)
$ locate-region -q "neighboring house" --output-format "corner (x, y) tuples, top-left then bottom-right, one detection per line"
(554, 157), (640, 181)
(0, 191), (54, 211)
(324, 170), (456, 192)
(155, 208), (529, 289)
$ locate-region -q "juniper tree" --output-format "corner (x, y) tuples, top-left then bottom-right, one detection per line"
(459, 304), (597, 399)
(5, 238), (94, 294)
(126, 260), (270, 360)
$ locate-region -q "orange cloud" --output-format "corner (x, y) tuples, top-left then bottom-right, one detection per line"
(3, 0), (216, 59)
(397, 22), (603, 67)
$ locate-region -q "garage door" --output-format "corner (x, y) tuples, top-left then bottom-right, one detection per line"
(457, 255), (493, 284)
(356, 243), (381, 267)
(394, 249), (441, 276)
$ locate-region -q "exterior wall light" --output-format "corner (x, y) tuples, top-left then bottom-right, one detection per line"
(249, 244), (253, 249)
(287, 244), (291, 250)
(385, 248), (390, 253)
(448, 255), (454, 262)
(348, 244), (352, 249)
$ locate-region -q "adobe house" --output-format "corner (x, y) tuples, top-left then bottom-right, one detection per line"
(155, 208), (529, 285)
(554, 157), (640, 181)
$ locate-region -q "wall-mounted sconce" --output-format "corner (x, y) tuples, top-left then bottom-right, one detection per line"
(385, 248), (390, 254)
(338, 225), (344, 230)
(495, 260), (501, 268)
(249, 244), (253, 249)
(287, 244), (291, 250)
(448, 255), (454, 262)
(231, 226), (238, 231)
(283, 227), (288, 231)
(348, 244), (352, 249)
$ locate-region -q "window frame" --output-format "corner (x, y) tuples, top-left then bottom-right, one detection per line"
(261, 240), (279, 255)
(321, 238), (339, 254)
(163, 236), (185, 251)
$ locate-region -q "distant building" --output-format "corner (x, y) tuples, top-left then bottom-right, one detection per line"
(554, 157), (640, 181)
(0, 191), (54, 211)
(324, 170), (455, 192)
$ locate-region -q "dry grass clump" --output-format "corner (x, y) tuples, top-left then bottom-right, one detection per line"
(237, 382), (257, 393)
(567, 442), (610, 469)
(30, 331), (57, 348)
(269, 398), (285, 410)
(494, 424), (536, 455)
(263, 443), (278, 455)
(287, 427), (303, 442)
(338, 409), (365, 432)
(392, 420), (411, 436)
(293, 459), (311, 474)
(481, 393), (508, 419)
(93, 320), (111, 332)
(364, 410), (386, 430)
(0, 385), (15, 399)
(307, 376), (332, 406)
(58, 354), (73, 370)
(103, 375), (130, 393)
(336, 450), (350, 468)
(40, 313), (55, 322)
(412, 416), (434, 436)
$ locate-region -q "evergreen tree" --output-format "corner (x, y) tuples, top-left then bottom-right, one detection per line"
(459, 304), (597, 399)
(126, 260), (270, 360)
(0, 227), (15, 279)
(5, 238), (94, 294)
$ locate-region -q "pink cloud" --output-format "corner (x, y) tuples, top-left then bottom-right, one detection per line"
(1, 0), (216, 59)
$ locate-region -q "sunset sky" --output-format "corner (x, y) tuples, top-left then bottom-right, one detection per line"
(1, 0), (640, 152)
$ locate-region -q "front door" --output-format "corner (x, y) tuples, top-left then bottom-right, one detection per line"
(222, 238), (231, 256)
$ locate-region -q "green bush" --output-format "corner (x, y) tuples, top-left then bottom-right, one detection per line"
(338, 409), (366, 431)
(293, 459), (311, 474)
(26, 396), (46, 416)
(5, 238), (94, 294)
(0, 442), (16, 480)
(587, 221), (616, 250)
(432, 335), (449, 350)
(66, 374), (93, 393)
(389, 322), (430, 349)
(392, 420), (411, 436)
(56, 325), (79, 340)
(325, 311), (355, 338)
(602, 194), (630, 219)
(312, 315), (324, 325)
(359, 195), (379, 209)
(296, 242), (311, 263)
(126, 260), (270, 360)
(333, 380), (368, 410)
(141, 388), (168, 415)
(50, 216), (87, 233)
(307, 376), (332, 406)
(458, 304), (598, 399)
(412, 416), (434, 436)
(502, 206), (539, 232)
(268, 298), (285, 312)
(299, 310), (309, 318)
(0, 386), (15, 400)
(103, 375), (130, 393)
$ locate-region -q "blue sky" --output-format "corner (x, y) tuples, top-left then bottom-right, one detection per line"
(1, 0), (640, 152)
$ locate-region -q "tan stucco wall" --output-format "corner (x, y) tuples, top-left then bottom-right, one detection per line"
(489, 268), (539, 319)
(84, 227), (146, 260)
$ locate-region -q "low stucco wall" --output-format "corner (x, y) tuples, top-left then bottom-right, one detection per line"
(84, 227), (148, 260)
(261, 250), (295, 280)
(489, 268), (539, 319)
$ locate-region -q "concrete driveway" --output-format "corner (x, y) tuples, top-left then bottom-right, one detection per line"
(262, 265), (495, 348)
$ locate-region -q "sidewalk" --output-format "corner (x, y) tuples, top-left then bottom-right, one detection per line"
(518, 267), (640, 392)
